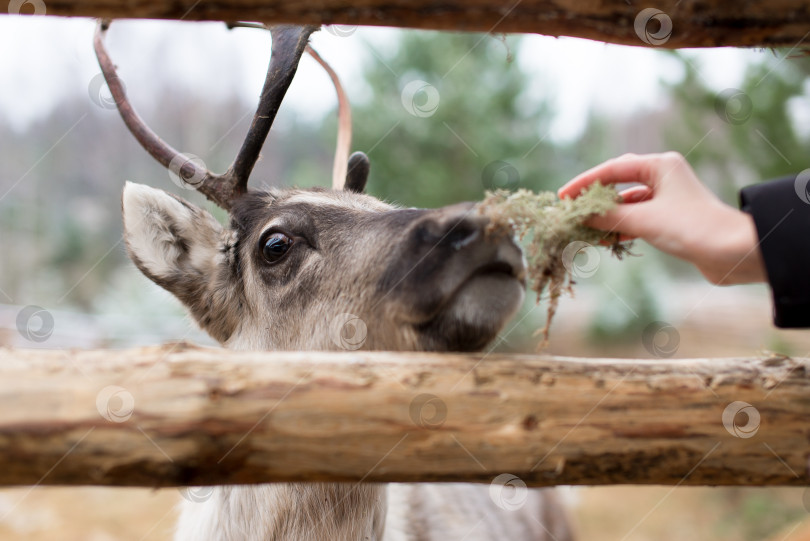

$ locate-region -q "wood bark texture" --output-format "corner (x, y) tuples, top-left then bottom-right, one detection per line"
(0, 344), (808, 488)
(9, 1), (810, 48)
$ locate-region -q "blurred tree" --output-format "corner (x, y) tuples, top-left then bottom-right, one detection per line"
(350, 31), (558, 208)
(6, 30), (809, 355)
(0, 91), (332, 309)
(664, 50), (810, 202)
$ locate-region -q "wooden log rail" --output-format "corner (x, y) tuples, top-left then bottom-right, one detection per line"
(5, 0), (810, 48)
(0, 343), (808, 488)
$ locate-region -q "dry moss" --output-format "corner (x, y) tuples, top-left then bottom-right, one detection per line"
(477, 183), (632, 347)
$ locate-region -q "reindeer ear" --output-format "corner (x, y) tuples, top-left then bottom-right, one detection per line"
(122, 182), (223, 282)
(122, 182), (240, 342)
(345, 151), (370, 193)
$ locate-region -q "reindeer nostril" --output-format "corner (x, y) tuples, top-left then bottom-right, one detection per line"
(447, 224), (480, 250)
(415, 217), (482, 250)
(411, 202), (486, 249)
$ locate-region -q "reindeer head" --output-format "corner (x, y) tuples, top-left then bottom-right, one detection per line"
(99, 22), (526, 353)
(122, 182), (524, 352)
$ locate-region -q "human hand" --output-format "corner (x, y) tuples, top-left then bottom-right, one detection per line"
(558, 152), (766, 285)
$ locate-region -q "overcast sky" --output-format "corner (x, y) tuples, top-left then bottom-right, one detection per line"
(0, 15), (765, 140)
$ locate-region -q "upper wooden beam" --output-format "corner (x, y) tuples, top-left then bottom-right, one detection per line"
(0, 344), (808, 488)
(7, 0), (810, 48)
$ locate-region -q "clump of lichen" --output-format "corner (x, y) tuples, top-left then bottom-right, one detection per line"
(477, 183), (632, 348)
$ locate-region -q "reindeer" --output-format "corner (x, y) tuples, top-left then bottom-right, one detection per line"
(95, 21), (573, 541)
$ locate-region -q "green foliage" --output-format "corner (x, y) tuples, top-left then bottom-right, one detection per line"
(713, 489), (808, 541)
(663, 50), (810, 202)
(351, 31), (558, 208)
(587, 255), (662, 344)
(8, 31), (810, 355)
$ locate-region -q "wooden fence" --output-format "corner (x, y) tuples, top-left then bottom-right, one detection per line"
(0, 344), (807, 487)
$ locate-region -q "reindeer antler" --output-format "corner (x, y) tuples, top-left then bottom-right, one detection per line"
(94, 20), (317, 210)
(224, 22), (361, 191)
(305, 45), (352, 190)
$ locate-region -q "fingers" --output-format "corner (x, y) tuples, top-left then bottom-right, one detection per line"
(558, 156), (652, 199)
(618, 185), (652, 204)
(558, 152), (684, 199)
(587, 186), (650, 237)
(584, 203), (651, 239)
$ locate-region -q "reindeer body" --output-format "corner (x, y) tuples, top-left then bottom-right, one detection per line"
(123, 182), (572, 541)
(101, 14), (572, 538)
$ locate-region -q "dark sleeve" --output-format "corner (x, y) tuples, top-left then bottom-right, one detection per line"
(739, 175), (810, 328)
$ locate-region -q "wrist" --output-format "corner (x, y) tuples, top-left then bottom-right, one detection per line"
(730, 210), (766, 284)
(702, 205), (766, 285)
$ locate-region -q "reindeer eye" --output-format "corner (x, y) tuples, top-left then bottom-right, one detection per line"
(261, 232), (293, 263)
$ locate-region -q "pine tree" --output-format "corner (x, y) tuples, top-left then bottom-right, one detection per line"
(351, 31), (558, 208)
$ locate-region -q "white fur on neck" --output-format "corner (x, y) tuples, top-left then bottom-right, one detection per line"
(176, 484), (386, 541)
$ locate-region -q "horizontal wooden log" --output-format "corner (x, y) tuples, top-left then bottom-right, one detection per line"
(11, 0), (810, 48)
(0, 344), (808, 488)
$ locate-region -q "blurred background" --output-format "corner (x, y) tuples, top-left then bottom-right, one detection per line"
(1, 15), (810, 541)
